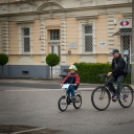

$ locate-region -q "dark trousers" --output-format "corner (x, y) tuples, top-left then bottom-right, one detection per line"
(108, 74), (126, 97)
(66, 85), (76, 102)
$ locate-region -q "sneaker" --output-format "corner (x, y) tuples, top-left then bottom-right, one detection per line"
(112, 95), (116, 102)
(112, 96), (118, 102)
(72, 96), (76, 102)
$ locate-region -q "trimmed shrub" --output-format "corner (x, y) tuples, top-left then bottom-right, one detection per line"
(74, 62), (131, 84)
(46, 53), (60, 79)
(46, 53), (60, 67)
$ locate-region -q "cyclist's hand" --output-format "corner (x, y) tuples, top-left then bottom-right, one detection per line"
(60, 84), (62, 87)
(74, 83), (77, 86)
(108, 72), (112, 77)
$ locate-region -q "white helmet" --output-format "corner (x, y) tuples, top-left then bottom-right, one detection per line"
(69, 65), (78, 71)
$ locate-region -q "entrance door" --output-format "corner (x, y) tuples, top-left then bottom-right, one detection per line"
(49, 29), (60, 57)
(50, 45), (60, 57)
(122, 36), (131, 63)
(48, 29), (60, 78)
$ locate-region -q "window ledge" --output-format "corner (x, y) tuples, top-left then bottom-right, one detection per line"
(8, 54), (45, 56)
(48, 40), (60, 43)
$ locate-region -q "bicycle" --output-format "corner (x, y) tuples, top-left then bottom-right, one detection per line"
(58, 84), (82, 112)
(91, 74), (133, 111)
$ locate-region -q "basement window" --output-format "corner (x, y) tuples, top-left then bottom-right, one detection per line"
(22, 71), (29, 75)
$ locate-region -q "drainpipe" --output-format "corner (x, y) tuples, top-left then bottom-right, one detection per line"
(131, 0), (134, 84)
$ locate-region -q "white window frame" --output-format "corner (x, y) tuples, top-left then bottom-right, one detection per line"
(83, 25), (93, 53)
(78, 19), (96, 54)
(48, 29), (60, 57)
(49, 41), (60, 56)
(21, 27), (31, 53)
(18, 23), (32, 54)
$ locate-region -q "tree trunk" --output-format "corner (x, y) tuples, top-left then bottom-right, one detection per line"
(51, 66), (53, 80)
(2, 66), (3, 78)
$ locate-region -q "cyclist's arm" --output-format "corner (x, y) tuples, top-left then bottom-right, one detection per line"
(74, 74), (80, 85)
(61, 74), (69, 84)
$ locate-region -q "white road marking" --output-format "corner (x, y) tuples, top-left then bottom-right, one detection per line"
(4, 88), (95, 92)
(11, 128), (45, 134)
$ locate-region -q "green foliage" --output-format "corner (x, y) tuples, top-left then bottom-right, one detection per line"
(74, 62), (131, 84)
(0, 53), (8, 66)
(46, 53), (60, 67)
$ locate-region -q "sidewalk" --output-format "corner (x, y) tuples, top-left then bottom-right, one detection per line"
(0, 79), (133, 89)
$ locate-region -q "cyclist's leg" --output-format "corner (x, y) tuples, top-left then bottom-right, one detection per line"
(66, 87), (71, 102)
(70, 85), (75, 97)
(108, 75), (116, 95)
(116, 75), (126, 97)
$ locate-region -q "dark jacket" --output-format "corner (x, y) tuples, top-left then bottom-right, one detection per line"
(61, 72), (80, 89)
(112, 54), (126, 77)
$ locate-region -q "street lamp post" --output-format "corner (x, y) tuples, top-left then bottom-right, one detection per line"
(131, 0), (134, 84)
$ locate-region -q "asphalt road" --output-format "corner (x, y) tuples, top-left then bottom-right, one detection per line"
(0, 81), (134, 134)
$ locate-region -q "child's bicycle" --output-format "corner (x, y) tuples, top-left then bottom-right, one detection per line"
(91, 74), (133, 111)
(58, 84), (82, 112)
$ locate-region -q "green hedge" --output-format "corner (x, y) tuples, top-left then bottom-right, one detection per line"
(74, 62), (131, 84)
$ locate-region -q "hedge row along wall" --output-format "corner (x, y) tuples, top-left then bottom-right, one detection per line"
(74, 63), (131, 84)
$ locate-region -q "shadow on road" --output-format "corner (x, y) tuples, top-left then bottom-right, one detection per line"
(0, 125), (63, 134)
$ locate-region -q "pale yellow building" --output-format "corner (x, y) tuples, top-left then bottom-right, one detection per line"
(0, 0), (132, 78)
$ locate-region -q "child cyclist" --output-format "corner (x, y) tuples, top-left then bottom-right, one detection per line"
(61, 65), (80, 103)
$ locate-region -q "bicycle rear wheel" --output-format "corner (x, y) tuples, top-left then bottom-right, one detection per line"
(73, 94), (82, 109)
(91, 87), (111, 111)
(119, 85), (133, 108)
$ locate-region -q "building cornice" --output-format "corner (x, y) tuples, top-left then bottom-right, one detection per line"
(122, 12), (132, 17)
(15, 20), (34, 24)
(61, 53), (111, 56)
(0, 3), (132, 17)
(0, 0), (37, 5)
(75, 15), (97, 20)
(8, 54), (46, 56)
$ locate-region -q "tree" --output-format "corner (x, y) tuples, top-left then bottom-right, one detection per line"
(46, 53), (60, 79)
(0, 53), (8, 78)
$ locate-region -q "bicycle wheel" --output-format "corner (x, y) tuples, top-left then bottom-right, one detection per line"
(58, 96), (68, 112)
(73, 94), (82, 109)
(119, 85), (133, 108)
(91, 87), (111, 111)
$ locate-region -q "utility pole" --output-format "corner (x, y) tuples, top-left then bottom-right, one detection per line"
(131, 0), (134, 84)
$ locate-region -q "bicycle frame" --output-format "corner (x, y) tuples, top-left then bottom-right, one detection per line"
(101, 74), (128, 99)
(62, 84), (81, 102)
(99, 75), (114, 96)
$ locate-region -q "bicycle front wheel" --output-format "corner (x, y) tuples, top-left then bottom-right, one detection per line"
(91, 87), (111, 111)
(58, 96), (68, 112)
(119, 85), (133, 108)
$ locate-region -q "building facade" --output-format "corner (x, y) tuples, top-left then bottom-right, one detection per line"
(0, 0), (132, 78)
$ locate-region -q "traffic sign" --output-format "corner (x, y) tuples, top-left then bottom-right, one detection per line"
(68, 50), (71, 55)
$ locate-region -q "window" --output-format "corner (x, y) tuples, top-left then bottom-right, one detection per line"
(84, 25), (93, 52)
(22, 28), (30, 53)
(49, 30), (60, 40)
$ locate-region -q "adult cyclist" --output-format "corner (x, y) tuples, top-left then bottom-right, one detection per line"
(107, 49), (127, 101)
